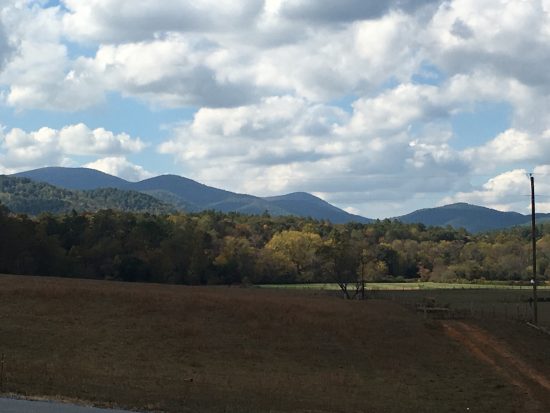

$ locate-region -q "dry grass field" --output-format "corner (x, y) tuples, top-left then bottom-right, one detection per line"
(0, 274), (548, 412)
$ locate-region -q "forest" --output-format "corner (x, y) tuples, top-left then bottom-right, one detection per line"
(0, 202), (547, 286)
(0, 176), (174, 215)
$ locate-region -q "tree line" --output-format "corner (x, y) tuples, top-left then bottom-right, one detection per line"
(0, 203), (548, 285)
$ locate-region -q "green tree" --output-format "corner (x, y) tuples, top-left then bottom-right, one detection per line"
(214, 236), (255, 284)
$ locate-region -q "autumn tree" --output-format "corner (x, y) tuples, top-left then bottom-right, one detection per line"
(265, 230), (322, 281)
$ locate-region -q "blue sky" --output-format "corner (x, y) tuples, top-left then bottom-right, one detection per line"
(0, 0), (550, 218)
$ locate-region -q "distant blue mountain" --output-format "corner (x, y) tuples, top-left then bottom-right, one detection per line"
(132, 175), (243, 206)
(13, 167), (372, 223)
(396, 202), (550, 233)
(13, 168), (550, 231)
(15, 167), (130, 190)
(264, 192), (370, 224)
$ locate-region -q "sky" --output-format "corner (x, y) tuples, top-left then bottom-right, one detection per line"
(1, 0), (550, 218)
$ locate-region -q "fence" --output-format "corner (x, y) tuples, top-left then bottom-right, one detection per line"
(370, 288), (550, 327)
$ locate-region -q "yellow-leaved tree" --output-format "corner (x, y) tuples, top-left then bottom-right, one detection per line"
(265, 230), (322, 281)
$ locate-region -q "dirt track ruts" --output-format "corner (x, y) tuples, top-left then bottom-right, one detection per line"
(443, 320), (550, 412)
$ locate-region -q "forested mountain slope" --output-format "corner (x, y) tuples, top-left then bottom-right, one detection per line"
(15, 167), (372, 223)
(396, 203), (550, 233)
(0, 176), (174, 215)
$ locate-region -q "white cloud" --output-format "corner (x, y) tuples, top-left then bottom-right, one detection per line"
(159, 95), (349, 162)
(85, 34), (261, 108)
(461, 129), (550, 172)
(0, 0), (548, 116)
(58, 123), (146, 155)
(441, 169), (529, 209)
(436, 167), (550, 214)
(428, 0), (550, 91)
(0, 2), (103, 110)
(278, 0), (440, 23)
(54, 9), (428, 109)
(2, 0), (550, 217)
(0, 126), (67, 169)
(157, 93), (470, 211)
(62, 0), (264, 43)
(244, 11), (425, 101)
(0, 124), (145, 171)
(84, 157), (153, 181)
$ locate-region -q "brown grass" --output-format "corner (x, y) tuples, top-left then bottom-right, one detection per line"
(0, 274), (537, 412)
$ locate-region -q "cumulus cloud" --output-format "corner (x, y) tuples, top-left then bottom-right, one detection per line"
(57, 124), (146, 155)
(86, 35), (262, 108)
(0, 2), (103, 110)
(462, 129), (550, 170)
(279, 0), (440, 23)
(0, 14), (12, 69)
(0, 124), (145, 171)
(157, 94), (470, 212)
(158, 96), (350, 170)
(1, 0), (550, 216)
(2, 0), (549, 115)
(1, 46), (104, 111)
(62, 0), (264, 43)
(440, 169), (533, 213)
(441, 165), (550, 214)
(0, 126), (68, 170)
(84, 157), (153, 181)
(53, 8), (428, 108)
(428, 0), (550, 90)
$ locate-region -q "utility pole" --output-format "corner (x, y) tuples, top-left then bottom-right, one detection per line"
(360, 250), (366, 300)
(530, 174), (538, 324)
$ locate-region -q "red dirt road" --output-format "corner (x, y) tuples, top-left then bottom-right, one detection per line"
(443, 321), (550, 412)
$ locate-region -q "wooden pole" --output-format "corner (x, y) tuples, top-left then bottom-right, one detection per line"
(531, 175), (538, 324)
(361, 251), (366, 300)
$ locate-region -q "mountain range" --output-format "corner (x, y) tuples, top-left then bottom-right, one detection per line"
(7, 167), (549, 233)
(13, 167), (370, 224)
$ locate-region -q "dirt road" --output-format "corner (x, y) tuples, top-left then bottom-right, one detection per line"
(443, 320), (550, 412)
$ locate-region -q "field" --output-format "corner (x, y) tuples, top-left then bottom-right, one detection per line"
(265, 282), (550, 327)
(261, 281), (550, 290)
(0, 275), (550, 412)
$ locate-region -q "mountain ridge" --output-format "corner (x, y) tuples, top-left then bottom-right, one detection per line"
(13, 167), (550, 232)
(14, 167), (371, 224)
(395, 202), (549, 233)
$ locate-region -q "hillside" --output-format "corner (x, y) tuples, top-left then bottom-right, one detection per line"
(263, 192), (371, 224)
(14, 167), (372, 223)
(396, 202), (546, 233)
(0, 176), (174, 215)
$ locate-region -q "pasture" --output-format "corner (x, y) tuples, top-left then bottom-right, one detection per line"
(0, 275), (549, 412)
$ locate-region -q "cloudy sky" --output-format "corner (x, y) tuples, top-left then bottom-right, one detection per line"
(1, 0), (550, 218)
